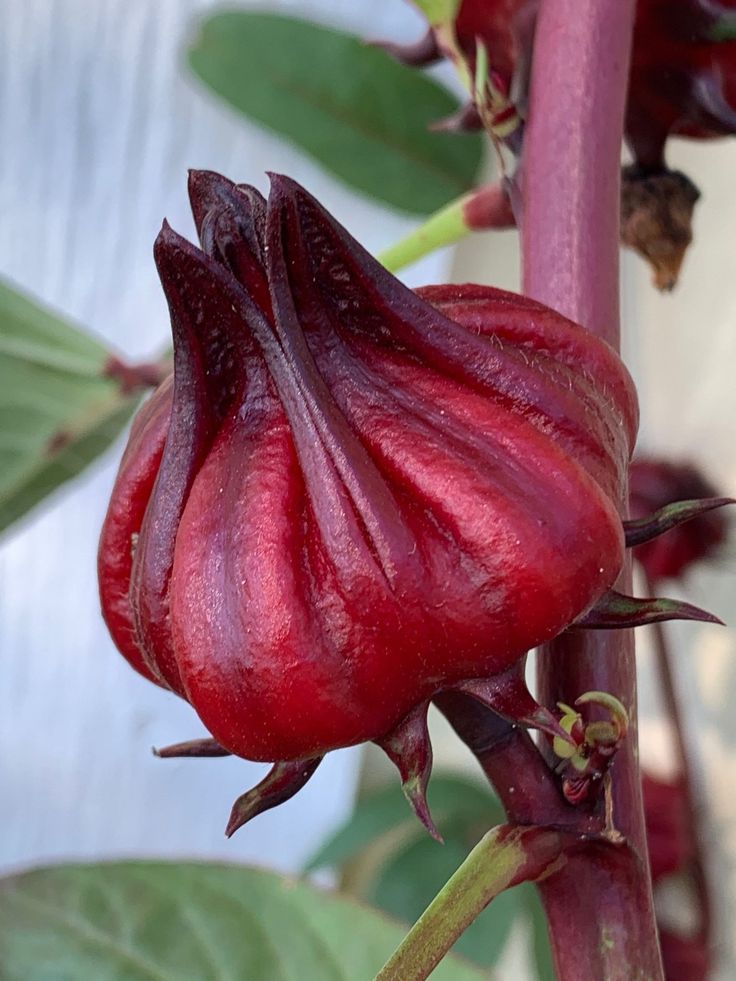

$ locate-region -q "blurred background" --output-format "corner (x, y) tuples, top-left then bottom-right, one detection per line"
(1, 0), (734, 977)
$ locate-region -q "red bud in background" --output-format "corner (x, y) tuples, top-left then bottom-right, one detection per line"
(629, 458), (731, 583)
(643, 773), (692, 882)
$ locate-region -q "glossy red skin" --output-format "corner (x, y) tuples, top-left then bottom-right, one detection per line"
(99, 174), (637, 764)
(98, 376), (172, 685)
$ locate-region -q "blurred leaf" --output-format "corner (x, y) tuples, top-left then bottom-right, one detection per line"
(0, 861), (486, 981)
(188, 12), (483, 215)
(0, 278), (140, 535)
(371, 831), (520, 968)
(304, 773), (504, 872)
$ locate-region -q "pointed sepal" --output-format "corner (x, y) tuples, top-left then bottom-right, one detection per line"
(453, 665), (575, 747)
(624, 496), (735, 548)
(375, 702), (440, 842)
(225, 757), (323, 838)
(575, 589), (723, 629)
(153, 737), (230, 758)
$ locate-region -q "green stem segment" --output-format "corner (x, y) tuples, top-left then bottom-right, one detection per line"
(375, 825), (568, 981)
(378, 182), (513, 274)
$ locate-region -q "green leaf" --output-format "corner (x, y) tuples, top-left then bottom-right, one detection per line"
(0, 278), (140, 535)
(0, 862), (486, 981)
(304, 774), (504, 872)
(188, 12), (483, 216)
(372, 832), (519, 968)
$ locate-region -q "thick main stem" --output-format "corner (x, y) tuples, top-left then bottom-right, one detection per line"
(521, 2), (663, 978)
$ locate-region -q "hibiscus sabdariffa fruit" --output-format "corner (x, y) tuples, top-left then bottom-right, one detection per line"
(101, 170), (711, 836)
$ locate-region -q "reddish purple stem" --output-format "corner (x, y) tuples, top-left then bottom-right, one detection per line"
(519, 2), (663, 977)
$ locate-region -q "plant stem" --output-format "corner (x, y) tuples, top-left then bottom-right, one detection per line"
(376, 824), (569, 981)
(378, 183), (513, 274)
(521, 2), (663, 977)
(435, 692), (581, 830)
(647, 573), (711, 948)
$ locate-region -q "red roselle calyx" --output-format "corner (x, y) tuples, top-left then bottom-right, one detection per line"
(99, 172), (718, 836)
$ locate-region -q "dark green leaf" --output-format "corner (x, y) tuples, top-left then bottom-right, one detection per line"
(371, 832), (520, 968)
(188, 12), (483, 215)
(304, 774), (504, 872)
(0, 861), (486, 981)
(0, 278), (140, 535)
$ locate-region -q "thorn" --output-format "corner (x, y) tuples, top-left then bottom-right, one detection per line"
(454, 667), (575, 747)
(624, 497), (735, 548)
(153, 737), (231, 758)
(375, 703), (441, 842)
(368, 29), (441, 67)
(225, 757), (322, 838)
(575, 590), (723, 629)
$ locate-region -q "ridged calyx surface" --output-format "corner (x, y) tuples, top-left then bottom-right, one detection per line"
(99, 171), (641, 828)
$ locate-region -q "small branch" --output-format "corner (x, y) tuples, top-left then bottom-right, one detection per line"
(376, 823), (570, 981)
(434, 692), (579, 829)
(647, 573), (712, 949)
(378, 183), (514, 274)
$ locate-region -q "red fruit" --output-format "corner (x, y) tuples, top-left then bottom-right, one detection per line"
(99, 171), (638, 830)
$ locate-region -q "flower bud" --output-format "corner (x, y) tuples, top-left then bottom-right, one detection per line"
(100, 171), (644, 830)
